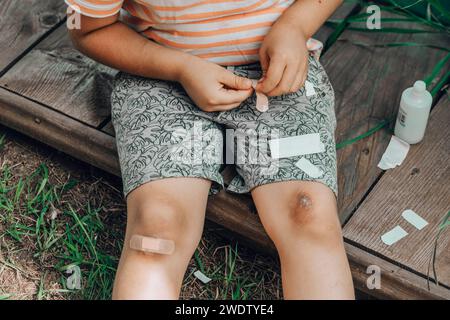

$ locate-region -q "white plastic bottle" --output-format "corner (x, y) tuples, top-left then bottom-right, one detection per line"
(394, 80), (432, 144)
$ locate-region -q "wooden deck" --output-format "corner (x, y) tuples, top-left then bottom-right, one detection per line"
(0, 1), (449, 299)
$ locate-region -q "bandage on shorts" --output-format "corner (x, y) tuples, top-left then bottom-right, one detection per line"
(110, 55), (337, 198)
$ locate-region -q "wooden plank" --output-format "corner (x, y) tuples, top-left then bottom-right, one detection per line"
(0, 0), (66, 74)
(323, 17), (450, 223)
(0, 25), (117, 127)
(344, 242), (450, 299)
(0, 88), (120, 176)
(343, 94), (450, 287)
(102, 121), (115, 136)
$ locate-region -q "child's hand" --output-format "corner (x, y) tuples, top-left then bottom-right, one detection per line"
(178, 56), (254, 112)
(256, 21), (309, 97)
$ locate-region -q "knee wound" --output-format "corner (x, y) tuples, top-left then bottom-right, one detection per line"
(130, 235), (175, 255)
(297, 193), (313, 210)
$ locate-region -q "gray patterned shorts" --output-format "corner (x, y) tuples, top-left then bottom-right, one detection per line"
(111, 55), (337, 198)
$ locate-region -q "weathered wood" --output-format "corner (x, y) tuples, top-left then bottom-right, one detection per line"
(344, 242), (450, 299)
(101, 121), (115, 136)
(0, 25), (117, 127)
(0, 87), (120, 176)
(343, 95), (450, 288)
(324, 17), (450, 223)
(0, 0), (66, 74)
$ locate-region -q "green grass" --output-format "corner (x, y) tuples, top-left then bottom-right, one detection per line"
(189, 243), (275, 300)
(0, 162), (119, 299)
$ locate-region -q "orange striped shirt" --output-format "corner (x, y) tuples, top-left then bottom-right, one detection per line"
(66, 0), (295, 65)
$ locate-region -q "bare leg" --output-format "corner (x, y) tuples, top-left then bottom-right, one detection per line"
(252, 181), (354, 300)
(112, 177), (210, 300)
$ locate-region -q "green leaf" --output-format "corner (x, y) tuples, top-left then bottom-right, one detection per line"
(348, 40), (450, 51)
(430, 71), (450, 97)
(425, 53), (450, 86)
(336, 119), (392, 150)
(439, 211), (450, 230)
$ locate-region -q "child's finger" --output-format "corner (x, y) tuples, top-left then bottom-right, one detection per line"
(290, 60), (309, 92)
(220, 71), (253, 90)
(267, 60), (299, 96)
(256, 56), (285, 93)
(259, 50), (269, 75)
(215, 87), (253, 105)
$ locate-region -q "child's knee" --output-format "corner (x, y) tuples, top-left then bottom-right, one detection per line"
(127, 195), (199, 254)
(290, 190), (342, 244)
(132, 198), (184, 236)
(268, 189), (341, 247)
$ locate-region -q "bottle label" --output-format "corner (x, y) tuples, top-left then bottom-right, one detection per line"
(397, 107), (407, 127)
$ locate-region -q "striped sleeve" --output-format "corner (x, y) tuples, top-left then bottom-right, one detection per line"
(65, 0), (124, 18)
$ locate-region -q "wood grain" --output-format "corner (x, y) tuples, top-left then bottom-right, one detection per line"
(343, 95), (450, 287)
(0, 0), (66, 74)
(0, 87), (120, 176)
(344, 242), (450, 299)
(101, 121), (115, 136)
(0, 25), (117, 127)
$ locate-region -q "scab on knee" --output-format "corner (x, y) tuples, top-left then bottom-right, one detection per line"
(298, 193), (313, 210)
(290, 192), (315, 226)
(130, 235), (175, 255)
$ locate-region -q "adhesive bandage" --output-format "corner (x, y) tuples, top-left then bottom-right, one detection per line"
(295, 157), (323, 178)
(251, 79), (269, 112)
(377, 135), (410, 170)
(194, 270), (212, 284)
(306, 38), (323, 61)
(269, 133), (325, 159)
(130, 235), (175, 255)
(304, 81), (316, 97)
(381, 226), (408, 246)
(402, 209), (428, 230)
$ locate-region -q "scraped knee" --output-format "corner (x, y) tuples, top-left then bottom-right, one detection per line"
(290, 192), (315, 225)
(288, 189), (341, 241)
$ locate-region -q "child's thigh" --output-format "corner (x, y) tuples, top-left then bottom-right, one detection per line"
(110, 72), (224, 199)
(125, 177), (211, 254)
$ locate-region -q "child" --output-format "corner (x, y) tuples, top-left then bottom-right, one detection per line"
(66, 0), (354, 299)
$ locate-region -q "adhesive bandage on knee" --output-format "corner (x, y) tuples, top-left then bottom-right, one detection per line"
(130, 235), (175, 255)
